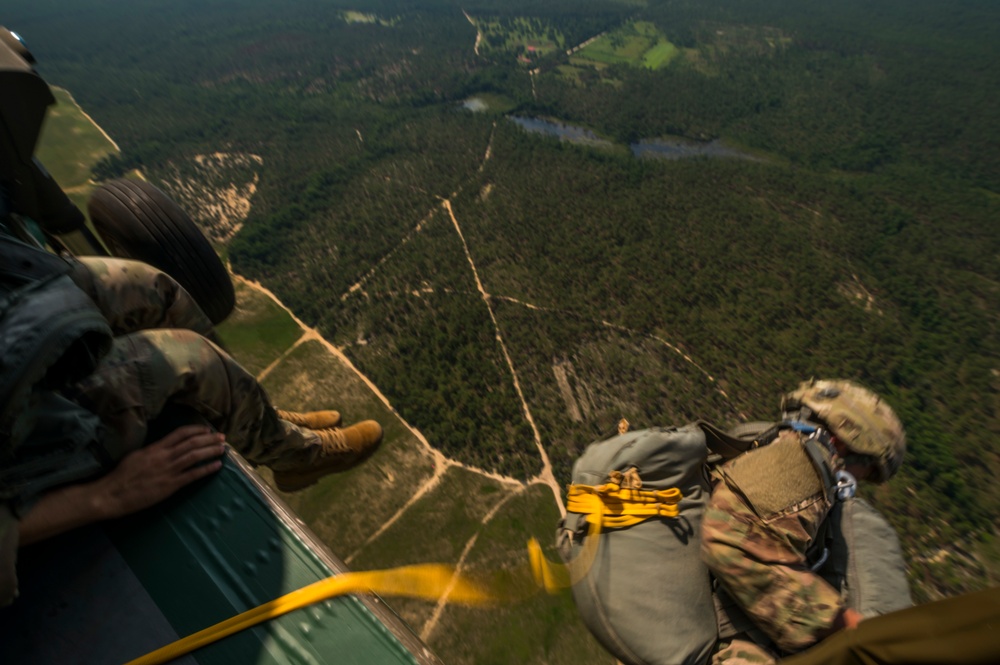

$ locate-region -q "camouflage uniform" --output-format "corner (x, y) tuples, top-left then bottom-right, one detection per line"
(701, 429), (845, 665)
(67, 256), (323, 470)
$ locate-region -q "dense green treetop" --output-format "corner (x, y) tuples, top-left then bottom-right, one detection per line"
(7, 0), (997, 599)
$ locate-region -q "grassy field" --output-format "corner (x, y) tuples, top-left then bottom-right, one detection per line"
(476, 16), (565, 60)
(428, 485), (614, 665)
(643, 40), (679, 68)
(572, 21), (678, 72)
(257, 338), (437, 557)
(35, 87), (119, 213)
(215, 278), (615, 663)
(215, 279), (303, 375)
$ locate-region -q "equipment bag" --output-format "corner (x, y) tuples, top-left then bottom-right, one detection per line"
(818, 497), (913, 617)
(559, 421), (913, 665)
(556, 423), (752, 665)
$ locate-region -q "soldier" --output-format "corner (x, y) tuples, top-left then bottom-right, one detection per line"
(1, 233), (383, 605)
(701, 379), (906, 665)
(63, 255), (384, 491)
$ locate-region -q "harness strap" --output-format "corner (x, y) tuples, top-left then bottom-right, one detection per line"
(566, 473), (683, 529)
(124, 564), (494, 665)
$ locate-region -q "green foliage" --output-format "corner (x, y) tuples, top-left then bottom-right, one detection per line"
(11, 0), (997, 612)
(475, 16), (567, 60)
(430, 485), (613, 664)
(572, 21), (679, 71)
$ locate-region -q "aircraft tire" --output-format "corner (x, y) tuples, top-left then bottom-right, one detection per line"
(87, 178), (235, 325)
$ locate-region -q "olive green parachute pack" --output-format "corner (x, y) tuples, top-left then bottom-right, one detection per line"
(557, 423), (913, 665)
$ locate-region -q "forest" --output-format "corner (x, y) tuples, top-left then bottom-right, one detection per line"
(7, 0), (998, 601)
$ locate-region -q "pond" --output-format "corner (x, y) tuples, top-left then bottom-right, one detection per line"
(508, 116), (615, 149)
(631, 137), (757, 161)
(506, 115), (757, 161)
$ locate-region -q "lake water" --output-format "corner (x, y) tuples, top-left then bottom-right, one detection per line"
(631, 137), (756, 161)
(507, 115), (757, 161)
(508, 116), (615, 149)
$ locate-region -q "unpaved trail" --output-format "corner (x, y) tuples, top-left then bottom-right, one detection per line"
(441, 200), (565, 515)
(462, 10), (482, 57)
(236, 273), (524, 467)
(341, 206), (438, 301)
(255, 332), (310, 383)
(238, 274), (443, 460)
(566, 31), (608, 56)
(480, 122), (496, 171)
(601, 320), (742, 414)
(345, 462), (449, 566)
(493, 295), (740, 414)
(420, 484), (525, 641)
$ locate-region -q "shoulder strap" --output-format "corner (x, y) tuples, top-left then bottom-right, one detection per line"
(0, 232), (70, 284)
(697, 421), (778, 461)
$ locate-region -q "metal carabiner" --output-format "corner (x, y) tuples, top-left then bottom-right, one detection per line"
(834, 469), (857, 501)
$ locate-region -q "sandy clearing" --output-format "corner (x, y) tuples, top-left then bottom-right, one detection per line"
(552, 361), (583, 422)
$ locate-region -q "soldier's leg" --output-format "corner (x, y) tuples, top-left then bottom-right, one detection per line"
(67, 257), (214, 336)
(711, 639), (778, 665)
(72, 329), (319, 470)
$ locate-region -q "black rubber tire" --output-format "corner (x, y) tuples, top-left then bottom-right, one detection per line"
(87, 178), (235, 325)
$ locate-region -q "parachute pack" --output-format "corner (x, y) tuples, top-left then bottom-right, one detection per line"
(557, 423), (912, 665)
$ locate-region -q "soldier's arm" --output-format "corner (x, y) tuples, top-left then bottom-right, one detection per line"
(700, 481), (847, 653)
(18, 426), (224, 546)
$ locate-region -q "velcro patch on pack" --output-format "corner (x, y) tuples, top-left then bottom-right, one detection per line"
(721, 431), (826, 520)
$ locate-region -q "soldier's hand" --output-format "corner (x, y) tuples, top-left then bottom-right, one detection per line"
(94, 425), (225, 519)
(826, 607), (864, 636)
(841, 608), (864, 630)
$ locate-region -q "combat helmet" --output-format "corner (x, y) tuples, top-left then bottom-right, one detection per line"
(782, 379), (905, 483)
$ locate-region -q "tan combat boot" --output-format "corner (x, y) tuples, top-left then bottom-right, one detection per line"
(273, 420), (383, 492)
(276, 408), (342, 429)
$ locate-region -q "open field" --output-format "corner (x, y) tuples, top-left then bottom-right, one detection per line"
(572, 21), (678, 71)
(643, 40), (679, 68)
(35, 87), (119, 213)
(428, 484), (614, 664)
(474, 16), (565, 60)
(216, 279), (303, 376)
(216, 278), (610, 662)
(257, 338), (437, 556)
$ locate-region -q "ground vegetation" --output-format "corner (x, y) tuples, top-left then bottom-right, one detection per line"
(11, 0), (998, 618)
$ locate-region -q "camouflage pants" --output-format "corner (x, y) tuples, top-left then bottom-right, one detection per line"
(68, 257), (320, 470)
(712, 638), (778, 665)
